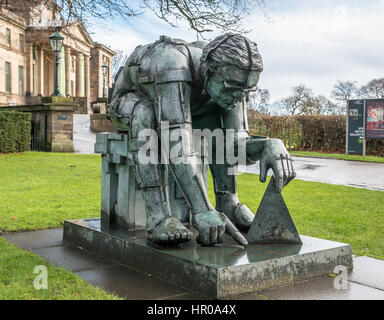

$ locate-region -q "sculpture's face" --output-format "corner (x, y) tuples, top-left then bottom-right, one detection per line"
(206, 66), (260, 110)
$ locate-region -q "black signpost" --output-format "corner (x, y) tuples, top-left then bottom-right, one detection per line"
(346, 98), (384, 156)
(346, 99), (366, 156)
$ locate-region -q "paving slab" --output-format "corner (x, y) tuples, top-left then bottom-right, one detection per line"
(30, 245), (119, 272)
(349, 256), (384, 291)
(259, 276), (384, 300)
(73, 114), (96, 154)
(76, 265), (202, 300)
(2, 228), (63, 249)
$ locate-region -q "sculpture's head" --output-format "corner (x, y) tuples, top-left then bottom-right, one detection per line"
(200, 33), (263, 110)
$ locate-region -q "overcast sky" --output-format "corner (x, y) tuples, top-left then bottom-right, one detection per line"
(90, 0), (384, 104)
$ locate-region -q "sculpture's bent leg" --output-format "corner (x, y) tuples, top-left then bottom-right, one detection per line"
(210, 164), (254, 232)
(124, 95), (192, 245)
(193, 104), (254, 231)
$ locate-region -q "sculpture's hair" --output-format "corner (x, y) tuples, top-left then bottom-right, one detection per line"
(200, 33), (263, 79)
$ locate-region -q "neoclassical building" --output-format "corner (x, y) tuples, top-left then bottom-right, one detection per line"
(0, 1), (114, 112)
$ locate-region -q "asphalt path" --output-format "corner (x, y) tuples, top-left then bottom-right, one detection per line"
(74, 115), (384, 191)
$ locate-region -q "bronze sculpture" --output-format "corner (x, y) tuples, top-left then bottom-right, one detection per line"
(108, 33), (296, 247)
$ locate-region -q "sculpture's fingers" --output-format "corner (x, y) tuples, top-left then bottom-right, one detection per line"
(284, 155), (291, 186)
(287, 157), (296, 184)
(209, 226), (217, 245)
(280, 154), (289, 186)
(217, 223), (225, 244)
(174, 231), (181, 240)
(197, 231), (210, 246)
(272, 160), (284, 192)
(259, 158), (268, 183)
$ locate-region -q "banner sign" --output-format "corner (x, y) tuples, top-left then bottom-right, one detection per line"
(366, 99), (384, 139)
(347, 100), (365, 155)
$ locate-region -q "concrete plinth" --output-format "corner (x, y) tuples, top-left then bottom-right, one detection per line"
(63, 218), (353, 299)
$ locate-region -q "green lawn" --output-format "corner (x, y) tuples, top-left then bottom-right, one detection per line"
(0, 152), (383, 299)
(1, 151), (383, 259)
(0, 238), (120, 300)
(0, 152), (101, 231)
(290, 150), (384, 164)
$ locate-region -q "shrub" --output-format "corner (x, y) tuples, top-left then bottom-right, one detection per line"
(250, 114), (384, 157)
(0, 111), (31, 153)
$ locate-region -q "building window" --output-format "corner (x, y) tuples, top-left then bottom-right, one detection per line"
(18, 66), (23, 96)
(32, 46), (37, 60)
(19, 34), (24, 52)
(5, 62), (11, 93)
(71, 56), (75, 71)
(6, 28), (11, 46)
(71, 80), (74, 96)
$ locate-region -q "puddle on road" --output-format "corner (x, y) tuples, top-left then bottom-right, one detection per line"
(300, 164), (322, 170)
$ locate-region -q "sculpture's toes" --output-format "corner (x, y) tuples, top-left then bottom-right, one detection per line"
(147, 217), (192, 246)
(233, 204), (254, 232)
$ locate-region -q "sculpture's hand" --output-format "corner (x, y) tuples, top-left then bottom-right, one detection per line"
(192, 210), (226, 246)
(259, 139), (296, 192)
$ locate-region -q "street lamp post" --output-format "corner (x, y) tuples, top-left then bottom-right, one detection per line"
(101, 63), (109, 98)
(49, 31), (64, 96)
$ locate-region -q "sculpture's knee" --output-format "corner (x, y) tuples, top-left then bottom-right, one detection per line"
(131, 102), (157, 139)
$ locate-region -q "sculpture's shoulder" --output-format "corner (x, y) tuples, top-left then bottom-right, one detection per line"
(116, 36), (205, 98)
(141, 36), (205, 74)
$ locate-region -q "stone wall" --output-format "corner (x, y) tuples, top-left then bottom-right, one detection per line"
(90, 114), (116, 133)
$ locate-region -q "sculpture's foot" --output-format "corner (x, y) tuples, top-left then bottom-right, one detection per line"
(146, 216), (193, 246)
(216, 194), (254, 232)
(231, 203), (254, 232)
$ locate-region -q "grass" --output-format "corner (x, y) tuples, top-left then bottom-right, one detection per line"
(0, 238), (120, 300)
(0, 152), (101, 231)
(1, 151), (383, 259)
(290, 150), (384, 163)
(0, 151), (383, 299)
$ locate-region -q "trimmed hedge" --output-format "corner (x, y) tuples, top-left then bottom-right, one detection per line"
(250, 114), (384, 157)
(0, 111), (31, 154)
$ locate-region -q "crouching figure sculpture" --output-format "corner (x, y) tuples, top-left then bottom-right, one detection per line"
(107, 33), (296, 247)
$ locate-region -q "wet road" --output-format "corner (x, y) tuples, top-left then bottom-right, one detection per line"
(239, 157), (384, 191)
(73, 115), (384, 191)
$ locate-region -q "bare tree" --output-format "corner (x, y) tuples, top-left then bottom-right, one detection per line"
(312, 95), (338, 115)
(247, 88), (270, 128)
(112, 49), (129, 78)
(331, 80), (358, 114)
(280, 85), (316, 116)
(1, 0), (269, 35)
(359, 78), (384, 99)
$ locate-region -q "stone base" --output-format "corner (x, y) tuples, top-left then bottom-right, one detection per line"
(63, 218), (353, 299)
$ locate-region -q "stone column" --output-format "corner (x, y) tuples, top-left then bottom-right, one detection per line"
(38, 48), (44, 96)
(108, 60), (113, 97)
(65, 47), (71, 97)
(76, 52), (83, 97)
(84, 55), (90, 99)
(25, 44), (33, 96)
